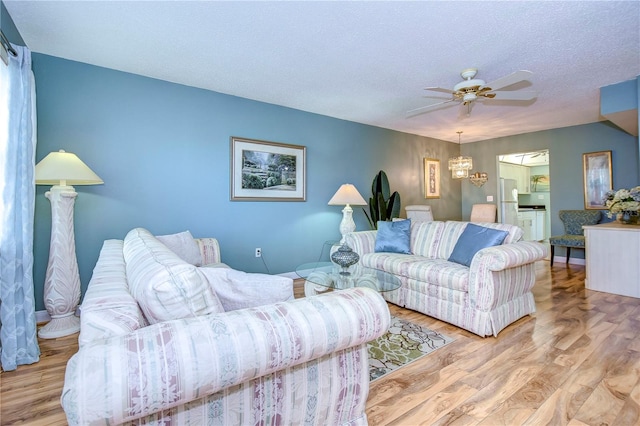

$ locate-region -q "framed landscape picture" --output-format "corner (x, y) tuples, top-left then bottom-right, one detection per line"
(582, 150), (612, 209)
(230, 137), (306, 201)
(424, 158), (440, 199)
(531, 174), (550, 192)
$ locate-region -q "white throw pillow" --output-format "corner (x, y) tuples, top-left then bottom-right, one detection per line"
(199, 267), (294, 311)
(156, 230), (203, 266)
(124, 228), (224, 323)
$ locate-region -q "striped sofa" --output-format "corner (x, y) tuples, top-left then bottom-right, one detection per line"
(346, 221), (547, 337)
(61, 229), (390, 425)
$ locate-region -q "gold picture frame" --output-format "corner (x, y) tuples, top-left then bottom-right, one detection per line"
(582, 150), (612, 209)
(424, 158), (440, 199)
(230, 136), (306, 201)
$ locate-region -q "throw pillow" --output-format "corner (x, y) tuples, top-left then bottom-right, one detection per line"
(156, 230), (202, 266)
(199, 267), (294, 311)
(124, 228), (224, 324)
(375, 219), (411, 254)
(448, 223), (509, 267)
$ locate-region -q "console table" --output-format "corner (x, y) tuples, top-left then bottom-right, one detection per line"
(583, 222), (640, 298)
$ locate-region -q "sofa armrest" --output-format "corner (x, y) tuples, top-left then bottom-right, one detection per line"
(468, 241), (547, 314)
(345, 230), (378, 257)
(471, 241), (548, 272)
(195, 237), (222, 265)
(61, 287), (390, 425)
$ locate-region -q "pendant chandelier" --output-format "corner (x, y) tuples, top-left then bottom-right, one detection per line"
(448, 131), (473, 179)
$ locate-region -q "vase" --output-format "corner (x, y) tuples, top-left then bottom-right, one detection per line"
(331, 243), (360, 275)
(620, 211), (639, 225)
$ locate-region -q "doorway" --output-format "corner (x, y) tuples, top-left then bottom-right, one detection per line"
(496, 149), (551, 242)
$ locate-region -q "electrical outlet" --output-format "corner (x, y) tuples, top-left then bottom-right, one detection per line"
(487, 195), (494, 202)
(255, 248), (262, 258)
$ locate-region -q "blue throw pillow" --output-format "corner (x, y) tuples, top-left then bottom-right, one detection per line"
(448, 223), (509, 267)
(375, 219), (411, 254)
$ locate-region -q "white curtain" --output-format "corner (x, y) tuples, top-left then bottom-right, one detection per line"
(0, 44), (40, 371)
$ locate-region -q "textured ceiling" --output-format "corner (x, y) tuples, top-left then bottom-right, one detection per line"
(4, 1), (640, 143)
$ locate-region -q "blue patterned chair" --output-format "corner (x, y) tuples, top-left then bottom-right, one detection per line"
(549, 210), (602, 266)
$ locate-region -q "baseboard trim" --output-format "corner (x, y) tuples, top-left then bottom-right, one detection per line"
(552, 256), (586, 266)
(35, 310), (50, 324)
(278, 271), (299, 279)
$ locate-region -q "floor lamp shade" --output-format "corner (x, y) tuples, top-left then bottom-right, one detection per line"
(35, 150), (103, 186)
(35, 150), (103, 339)
(328, 184), (367, 243)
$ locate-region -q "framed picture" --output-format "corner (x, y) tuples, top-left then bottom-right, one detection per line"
(424, 158), (440, 199)
(531, 174), (550, 192)
(230, 137), (306, 201)
(582, 150), (612, 209)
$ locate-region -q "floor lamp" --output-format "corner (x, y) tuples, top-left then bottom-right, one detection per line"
(35, 150), (103, 339)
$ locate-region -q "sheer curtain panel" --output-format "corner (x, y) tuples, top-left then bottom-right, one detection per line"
(0, 44), (40, 371)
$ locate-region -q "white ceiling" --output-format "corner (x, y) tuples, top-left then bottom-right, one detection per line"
(4, 1), (640, 143)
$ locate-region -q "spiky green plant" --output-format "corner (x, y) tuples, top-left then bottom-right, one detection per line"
(363, 170), (401, 229)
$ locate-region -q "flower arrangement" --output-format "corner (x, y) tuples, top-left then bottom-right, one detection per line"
(603, 186), (640, 218)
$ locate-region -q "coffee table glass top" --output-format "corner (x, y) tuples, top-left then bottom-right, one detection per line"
(295, 262), (401, 293)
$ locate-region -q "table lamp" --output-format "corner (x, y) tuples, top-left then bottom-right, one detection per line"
(35, 149), (103, 338)
(328, 183), (367, 243)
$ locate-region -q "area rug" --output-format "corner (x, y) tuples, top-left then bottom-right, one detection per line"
(368, 315), (454, 381)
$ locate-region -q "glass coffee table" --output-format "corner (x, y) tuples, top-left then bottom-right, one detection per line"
(296, 262), (402, 297)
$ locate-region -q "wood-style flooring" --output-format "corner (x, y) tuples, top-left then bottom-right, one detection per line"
(2, 261), (639, 425)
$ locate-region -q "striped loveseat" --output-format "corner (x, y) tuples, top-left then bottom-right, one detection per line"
(346, 221), (547, 337)
(61, 228), (390, 425)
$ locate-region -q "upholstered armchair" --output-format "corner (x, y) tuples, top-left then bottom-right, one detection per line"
(470, 204), (498, 223)
(549, 210), (601, 266)
(405, 205), (434, 222)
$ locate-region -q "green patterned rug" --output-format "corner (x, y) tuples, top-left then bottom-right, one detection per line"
(368, 315), (455, 381)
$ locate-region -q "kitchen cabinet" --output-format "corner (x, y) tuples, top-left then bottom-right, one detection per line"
(499, 163), (530, 194)
(517, 210), (545, 241)
(535, 211), (545, 241)
(517, 211), (534, 241)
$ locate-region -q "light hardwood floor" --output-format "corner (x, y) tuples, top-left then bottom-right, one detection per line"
(2, 261), (639, 425)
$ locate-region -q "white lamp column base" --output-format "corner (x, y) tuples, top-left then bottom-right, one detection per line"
(38, 186), (81, 339)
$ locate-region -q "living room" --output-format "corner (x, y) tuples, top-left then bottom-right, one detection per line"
(1, 1), (640, 424)
(0, 2), (636, 318)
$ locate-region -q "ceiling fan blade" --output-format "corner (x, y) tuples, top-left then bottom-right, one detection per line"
(406, 99), (458, 118)
(490, 90), (538, 101)
(424, 86), (456, 95)
(485, 70), (533, 91)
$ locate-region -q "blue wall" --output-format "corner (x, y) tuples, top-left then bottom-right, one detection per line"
(32, 54), (464, 311)
(461, 122), (639, 259)
(26, 54), (640, 311)
(601, 78), (637, 115)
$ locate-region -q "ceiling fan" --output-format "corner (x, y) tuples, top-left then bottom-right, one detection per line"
(407, 68), (537, 118)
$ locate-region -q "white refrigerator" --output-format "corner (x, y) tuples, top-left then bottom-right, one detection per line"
(500, 178), (519, 226)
